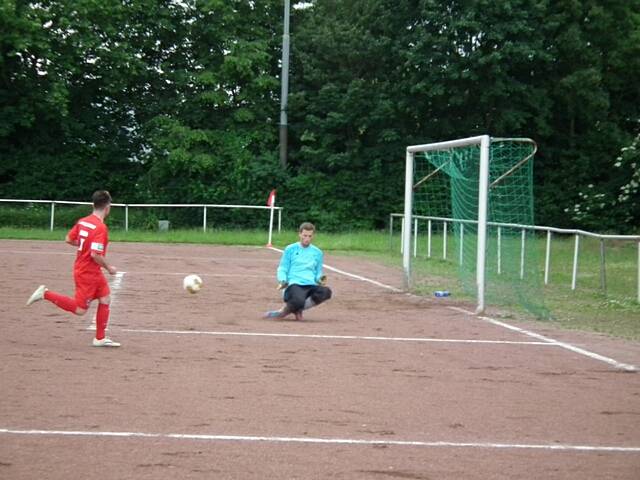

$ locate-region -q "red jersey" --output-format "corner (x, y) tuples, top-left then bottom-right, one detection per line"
(67, 214), (109, 276)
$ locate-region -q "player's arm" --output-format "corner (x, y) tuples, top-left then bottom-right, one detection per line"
(65, 225), (79, 246)
(65, 234), (78, 246)
(276, 248), (291, 288)
(90, 230), (116, 275)
(91, 252), (117, 275)
(315, 250), (325, 285)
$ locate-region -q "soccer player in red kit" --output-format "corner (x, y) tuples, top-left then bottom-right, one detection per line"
(26, 190), (121, 347)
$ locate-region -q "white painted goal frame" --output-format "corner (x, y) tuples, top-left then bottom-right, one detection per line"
(403, 135), (491, 314)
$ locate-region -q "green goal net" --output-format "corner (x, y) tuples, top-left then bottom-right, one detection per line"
(407, 137), (548, 318)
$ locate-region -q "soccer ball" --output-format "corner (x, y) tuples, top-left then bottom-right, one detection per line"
(183, 274), (203, 294)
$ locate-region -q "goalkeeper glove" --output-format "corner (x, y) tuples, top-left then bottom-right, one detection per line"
(318, 275), (327, 286)
(277, 281), (288, 290)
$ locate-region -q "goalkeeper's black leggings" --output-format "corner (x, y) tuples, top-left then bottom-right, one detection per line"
(284, 284), (332, 312)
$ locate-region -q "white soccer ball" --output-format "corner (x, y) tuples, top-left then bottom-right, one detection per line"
(183, 274), (203, 294)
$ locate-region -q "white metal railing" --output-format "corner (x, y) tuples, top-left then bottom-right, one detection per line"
(0, 199), (283, 234)
(389, 213), (640, 303)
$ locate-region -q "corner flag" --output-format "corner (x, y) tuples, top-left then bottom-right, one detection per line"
(267, 189), (277, 207)
(266, 189), (277, 247)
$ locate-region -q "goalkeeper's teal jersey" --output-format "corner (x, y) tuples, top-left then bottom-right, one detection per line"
(277, 242), (324, 286)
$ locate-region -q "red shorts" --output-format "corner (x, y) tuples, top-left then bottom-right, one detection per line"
(74, 272), (110, 310)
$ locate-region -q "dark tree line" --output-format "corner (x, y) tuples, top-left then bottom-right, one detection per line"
(1, 0), (638, 232)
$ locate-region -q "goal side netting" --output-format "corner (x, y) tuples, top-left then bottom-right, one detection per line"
(403, 135), (547, 317)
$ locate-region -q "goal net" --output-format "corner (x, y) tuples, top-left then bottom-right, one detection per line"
(403, 135), (547, 317)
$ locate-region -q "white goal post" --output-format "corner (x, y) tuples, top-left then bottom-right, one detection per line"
(403, 135), (490, 314)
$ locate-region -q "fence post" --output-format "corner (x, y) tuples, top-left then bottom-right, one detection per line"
(203, 206), (207, 232)
(443, 221), (447, 260)
(278, 209), (282, 232)
(389, 215), (394, 250)
(572, 234), (580, 290)
(50, 202), (55, 231)
(544, 230), (551, 284)
(459, 223), (464, 265)
(497, 226), (502, 275)
(125, 205), (129, 232)
(427, 219), (432, 258)
(413, 217), (418, 257)
(520, 229), (526, 280)
(599, 239), (607, 294)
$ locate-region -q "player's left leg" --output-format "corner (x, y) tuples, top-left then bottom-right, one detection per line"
(304, 285), (332, 310)
(91, 276), (120, 347)
(295, 286), (332, 320)
(27, 285), (87, 315)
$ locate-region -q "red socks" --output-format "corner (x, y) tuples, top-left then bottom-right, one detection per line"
(96, 303), (110, 340)
(44, 291), (78, 313)
(43, 291), (110, 340)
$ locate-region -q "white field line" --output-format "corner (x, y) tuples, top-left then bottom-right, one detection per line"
(449, 306), (638, 373)
(117, 253), (276, 263)
(120, 328), (554, 346)
(0, 249), (75, 256)
(1, 428), (638, 453)
(267, 247), (638, 372)
(123, 271), (272, 278)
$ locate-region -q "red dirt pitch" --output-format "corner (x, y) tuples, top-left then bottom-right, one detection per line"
(1, 239), (640, 480)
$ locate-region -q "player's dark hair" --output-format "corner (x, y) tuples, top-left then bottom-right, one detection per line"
(299, 222), (315, 232)
(92, 190), (112, 209)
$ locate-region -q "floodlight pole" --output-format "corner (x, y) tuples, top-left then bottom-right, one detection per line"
(279, 0), (290, 169)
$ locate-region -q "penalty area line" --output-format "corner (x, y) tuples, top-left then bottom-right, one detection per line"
(0, 428), (638, 453)
(120, 328), (555, 346)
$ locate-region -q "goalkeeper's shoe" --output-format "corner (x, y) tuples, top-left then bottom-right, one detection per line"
(26, 285), (47, 306)
(263, 310), (283, 319)
(92, 337), (121, 347)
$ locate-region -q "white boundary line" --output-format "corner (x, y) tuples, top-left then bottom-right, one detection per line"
(449, 306), (638, 372)
(120, 328), (555, 346)
(123, 271), (272, 278)
(267, 247), (638, 372)
(1, 428), (638, 452)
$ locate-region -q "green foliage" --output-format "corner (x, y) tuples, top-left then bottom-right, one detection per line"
(566, 128), (640, 232)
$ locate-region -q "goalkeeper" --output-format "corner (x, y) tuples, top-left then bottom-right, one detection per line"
(264, 222), (332, 321)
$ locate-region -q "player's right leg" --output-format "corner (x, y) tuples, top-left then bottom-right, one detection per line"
(285, 285), (309, 320)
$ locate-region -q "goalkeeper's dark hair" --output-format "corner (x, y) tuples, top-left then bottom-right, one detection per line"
(92, 190), (112, 210)
(299, 222), (315, 232)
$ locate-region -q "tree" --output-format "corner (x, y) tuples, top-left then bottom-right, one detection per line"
(139, 0), (286, 206)
(535, 0), (640, 228)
